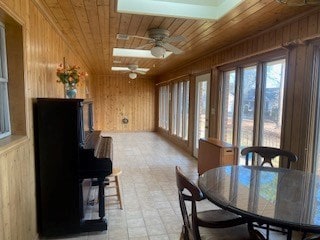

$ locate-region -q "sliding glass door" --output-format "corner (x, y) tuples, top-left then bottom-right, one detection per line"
(221, 58), (286, 165)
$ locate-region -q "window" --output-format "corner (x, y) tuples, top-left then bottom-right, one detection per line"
(159, 85), (169, 130)
(0, 23), (10, 139)
(171, 80), (189, 140)
(221, 58), (286, 165)
(239, 66), (257, 150)
(221, 70), (236, 144)
(171, 82), (178, 135)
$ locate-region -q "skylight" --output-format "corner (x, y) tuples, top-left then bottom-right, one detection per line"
(117, 0), (244, 20)
(111, 66), (150, 72)
(113, 48), (172, 59)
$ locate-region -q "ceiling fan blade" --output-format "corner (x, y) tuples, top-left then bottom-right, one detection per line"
(117, 33), (153, 41)
(134, 70), (146, 75)
(131, 35), (154, 41)
(162, 43), (183, 54)
(165, 35), (187, 43)
(136, 42), (154, 49)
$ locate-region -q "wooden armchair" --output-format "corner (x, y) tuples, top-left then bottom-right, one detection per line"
(175, 166), (253, 240)
(241, 146), (298, 169)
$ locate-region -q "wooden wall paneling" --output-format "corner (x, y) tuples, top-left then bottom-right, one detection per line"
(290, 21), (299, 42)
(0, 143), (36, 240)
(0, 0), (92, 239)
(300, 43), (317, 172)
(299, 17), (309, 40)
(84, 0), (104, 74)
(308, 13), (318, 36)
(97, 1), (110, 70)
(282, 47), (296, 162)
(92, 75), (155, 132)
(287, 46), (307, 169)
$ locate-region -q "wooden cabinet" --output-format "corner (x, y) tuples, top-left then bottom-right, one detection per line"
(198, 138), (238, 175)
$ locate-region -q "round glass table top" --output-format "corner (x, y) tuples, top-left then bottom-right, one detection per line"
(198, 165), (320, 232)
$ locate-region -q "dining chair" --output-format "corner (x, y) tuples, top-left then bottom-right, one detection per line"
(175, 166), (256, 240)
(241, 146), (298, 169)
(303, 234), (320, 240)
(241, 146), (298, 240)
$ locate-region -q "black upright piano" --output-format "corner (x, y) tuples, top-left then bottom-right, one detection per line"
(33, 98), (112, 237)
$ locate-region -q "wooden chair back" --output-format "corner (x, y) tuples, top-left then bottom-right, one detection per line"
(241, 146), (298, 169)
(175, 166), (204, 240)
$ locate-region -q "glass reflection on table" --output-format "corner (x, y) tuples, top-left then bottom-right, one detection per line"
(198, 166), (320, 231)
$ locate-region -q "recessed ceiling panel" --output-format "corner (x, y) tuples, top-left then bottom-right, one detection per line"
(113, 48), (172, 59)
(117, 0), (244, 20)
(111, 66), (150, 72)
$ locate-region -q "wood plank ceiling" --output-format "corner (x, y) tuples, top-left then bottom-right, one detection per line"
(39, 0), (316, 76)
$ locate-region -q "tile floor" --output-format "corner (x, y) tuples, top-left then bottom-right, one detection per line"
(41, 132), (303, 240)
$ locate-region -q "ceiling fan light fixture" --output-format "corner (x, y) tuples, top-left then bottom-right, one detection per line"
(151, 46), (166, 58)
(129, 72), (137, 79)
(276, 0), (320, 5)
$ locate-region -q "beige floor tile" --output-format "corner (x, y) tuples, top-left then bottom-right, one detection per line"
(128, 227), (148, 238)
(149, 234), (170, 240)
(126, 218), (145, 228)
(40, 132), (305, 240)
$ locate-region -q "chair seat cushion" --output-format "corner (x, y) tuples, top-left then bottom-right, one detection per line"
(199, 224), (251, 240)
(197, 209), (246, 226)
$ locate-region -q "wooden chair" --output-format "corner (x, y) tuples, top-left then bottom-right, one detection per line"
(241, 146), (298, 169)
(175, 166), (254, 240)
(241, 146), (298, 240)
(303, 234), (320, 240)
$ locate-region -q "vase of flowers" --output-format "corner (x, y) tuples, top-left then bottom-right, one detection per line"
(56, 62), (87, 99)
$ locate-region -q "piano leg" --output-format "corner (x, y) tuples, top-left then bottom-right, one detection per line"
(98, 177), (105, 219)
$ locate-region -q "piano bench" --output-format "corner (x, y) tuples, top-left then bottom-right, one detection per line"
(104, 168), (123, 209)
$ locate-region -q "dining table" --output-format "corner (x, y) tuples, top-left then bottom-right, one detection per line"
(198, 165), (320, 240)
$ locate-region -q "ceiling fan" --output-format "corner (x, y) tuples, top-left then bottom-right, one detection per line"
(111, 64), (149, 79)
(117, 28), (186, 58)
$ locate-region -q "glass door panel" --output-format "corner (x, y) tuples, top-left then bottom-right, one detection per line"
(239, 66), (257, 165)
(260, 59), (285, 167)
(222, 70), (236, 144)
(261, 59), (285, 148)
(194, 73), (211, 157)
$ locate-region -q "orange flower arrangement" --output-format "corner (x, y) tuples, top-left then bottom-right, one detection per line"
(56, 63), (88, 85)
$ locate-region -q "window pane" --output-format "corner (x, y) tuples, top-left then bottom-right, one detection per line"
(171, 83), (178, 135)
(239, 66), (257, 164)
(164, 85), (169, 130)
(222, 70), (236, 144)
(0, 24), (9, 139)
(0, 82), (9, 136)
(158, 85), (170, 130)
(183, 81), (189, 140)
(196, 80), (209, 148)
(158, 87), (163, 128)
(177, 82), (183, 137)
(261, 59), (285, 150)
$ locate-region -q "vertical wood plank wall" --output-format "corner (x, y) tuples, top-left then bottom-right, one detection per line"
(157, 9), (320, 170)
(0, 0), (92, 239)
(93, 75), (155, 132)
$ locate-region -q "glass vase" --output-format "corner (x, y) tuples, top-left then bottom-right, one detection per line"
(65, 83), (77, 99)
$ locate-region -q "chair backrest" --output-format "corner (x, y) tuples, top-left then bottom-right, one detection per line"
(175, 166), (204, 240)
(241, 146), (298, 169)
